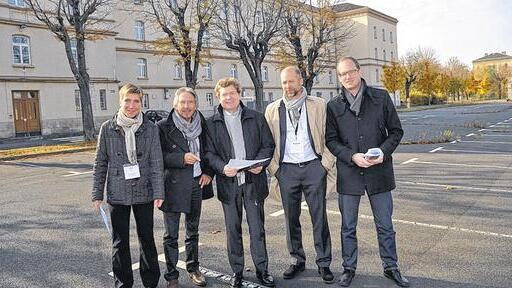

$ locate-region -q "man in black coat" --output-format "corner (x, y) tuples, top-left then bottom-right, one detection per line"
(204, 77), (275, 288)
(325, 57), (409, 287)
(157, 87), (214, 288)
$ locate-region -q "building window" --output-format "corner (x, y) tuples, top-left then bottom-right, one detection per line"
(376, 69), (380, 83)
(8, 0), (25, 7)
(390, 51), (394, 61)
(164, 88), (171, 99)
(255, 11), (263, 25)
(383, 49), (386, 61)
(137, 58), (147, 78)
(70, 38), (78, 66)
(99, 89), (107, 110)
(316, 92), (322, 98)
(12, 35), (31, 65)
(206, 92), (213, 106)
(134, 21), (145, 41)
(174, 63), (182, 79)
(75, 90), (81, 111)
(390, 31), (393, 43)
(374, 48), (378, 60)
(330, 91), (334, 99)
(133, 0), (143, 4)
(328, 70), (333, 84)
(143, 93), (149, 108)
(382, 28), (385, 41)
(203, 29), (210, 47)
(373, 26), (377, 39)
(262, 65), (269, 81)
(268, 92), (274, 101)
(204, 62), (212, 80)
(230, 64), (238, 79)
(169, 0), (177, 9)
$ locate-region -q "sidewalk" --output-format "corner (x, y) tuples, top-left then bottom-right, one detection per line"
(0, 135), (85, 151)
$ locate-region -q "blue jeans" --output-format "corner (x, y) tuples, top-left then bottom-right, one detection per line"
(338, 191), (398, 271)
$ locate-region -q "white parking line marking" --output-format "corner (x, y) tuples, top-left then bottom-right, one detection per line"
(435, 148), (511, 155)
(401, 158), (419, 165)
(489, 125), (496, 128)
(429, 147), (443, 153)
(465, 133), (475, 137)
(181, 263), (267, 288)
(109, 243), (203, 277)
(63, 170), (93, 177)
(323, 209), (512, 239)
(270, 210), (284, 217)
(398, 159), (512, 170)
(396, 181), (512, 194)
(457, 140), (512, 145)
(477, 134), (512, 137)
(478, 129), (487, 132)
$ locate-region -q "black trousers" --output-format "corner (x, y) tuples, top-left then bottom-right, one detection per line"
(163, 179), (202, 281)
(222, 183), (269, 274)
(109, 202), (160, 288)
(277, 159), (332, 267)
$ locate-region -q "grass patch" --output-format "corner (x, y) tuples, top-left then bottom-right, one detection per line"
(463, 120), (488, 129)
(0, 141), (96, 160)
(401, 129), (457, 145)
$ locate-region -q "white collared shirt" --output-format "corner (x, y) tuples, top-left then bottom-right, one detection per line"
(282, 101), (318, 163)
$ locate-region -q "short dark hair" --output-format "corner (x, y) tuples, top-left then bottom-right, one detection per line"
(338, 56), (361, 70)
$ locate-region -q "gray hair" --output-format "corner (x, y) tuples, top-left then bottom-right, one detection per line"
(338, 56), (361, 70)
(173, 87), (198, 107)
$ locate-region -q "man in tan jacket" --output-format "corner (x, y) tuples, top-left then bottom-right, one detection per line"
(265, 66), (336, 284)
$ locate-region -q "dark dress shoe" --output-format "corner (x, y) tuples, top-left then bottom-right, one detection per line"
(256, 270), (275, 287)
(283, 263), (305, 279)
(384, 269), (410, 287)
(230, 272), (243, 288)
(188, 270), (207, 287)
(338, 269), (355, 287)
(318, 267), (335, 284)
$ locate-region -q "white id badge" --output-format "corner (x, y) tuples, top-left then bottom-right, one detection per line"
(290, 140), (304, 154)
(123, 163), (141, 180)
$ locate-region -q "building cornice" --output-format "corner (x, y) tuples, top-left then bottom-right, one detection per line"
(0, 76), (119, 83)
(337, 6), (398, 25)
(0, 17), (117, 36)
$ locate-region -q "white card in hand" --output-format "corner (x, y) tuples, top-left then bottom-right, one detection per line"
(123, 163), (140, 179)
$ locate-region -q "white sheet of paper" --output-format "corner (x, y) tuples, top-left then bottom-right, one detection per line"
(99, 206), (112, 236)
(226, 158), (270, 170)
(364, 148), (383, 159)
(123, 163), (140, 179)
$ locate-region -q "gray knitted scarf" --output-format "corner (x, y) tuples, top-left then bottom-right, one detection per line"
(282, 87), (307, 128)
(344, 80), (366, 116)
(172, 110), (202, 156)
(116, 110), (143, 164)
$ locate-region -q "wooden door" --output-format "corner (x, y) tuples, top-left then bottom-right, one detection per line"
(12, 91), (41, 135)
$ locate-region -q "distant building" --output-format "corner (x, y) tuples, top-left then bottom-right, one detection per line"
(0, 1), (398, 138)
(472, 52), (512, 100)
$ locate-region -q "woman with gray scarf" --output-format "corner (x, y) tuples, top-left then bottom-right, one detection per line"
(92, 83), (164, 288)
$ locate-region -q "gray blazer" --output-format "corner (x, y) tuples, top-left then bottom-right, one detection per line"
(92, 113), (164, 205)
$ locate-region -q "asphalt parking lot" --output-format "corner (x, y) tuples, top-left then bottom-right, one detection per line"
(1, 102), (511, 288)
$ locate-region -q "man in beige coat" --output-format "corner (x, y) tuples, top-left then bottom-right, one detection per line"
(265, 66), (336, 283)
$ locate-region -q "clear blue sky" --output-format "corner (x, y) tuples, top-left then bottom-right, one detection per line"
(345, 0), (512, 67)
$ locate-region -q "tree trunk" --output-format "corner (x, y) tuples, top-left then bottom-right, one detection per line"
(405, 81), (411, 108)
(78, 79), (96, 141)
(304, 78), (314, 95)
(253, 79), (265, 112)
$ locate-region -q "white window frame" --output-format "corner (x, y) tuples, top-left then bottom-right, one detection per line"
(328, 70), (333, 84)
(230, 64), (238, 79)
(383, 49), (386, 61)
(376, 69), (380, 83)
(137, 58), (147, 78)
(204, 62), (212, 80)
(206, 92), (213, 106)
(390, 31), (393, 44)
(203, 29), (210, 47)
(382, 28), (385, 41)
(75, 89), (81, 111)
(316, 91), (322, 98)
(374, 48), (378, 60)
(8, 0), (25, 7)
(134, 21), (145, 41)
(99, 89), (107, 110)
(373, 26), (377, 39)
(70, 38), (78, 66)
(174, 63), (183, 79)
(12, 35), (31, 65)
(143, 93), (150, 109)
(391, 51), (394, 61)
(262, 65), (269, 81)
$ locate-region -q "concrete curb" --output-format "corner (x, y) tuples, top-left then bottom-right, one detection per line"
(0, 146), (96, 161)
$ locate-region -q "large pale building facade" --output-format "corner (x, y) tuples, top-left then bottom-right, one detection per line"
(0, 1), (398, 138)
(472, 52), (512, 100)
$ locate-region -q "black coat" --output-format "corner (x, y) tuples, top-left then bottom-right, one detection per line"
(156, 110), (214, 213)
(326, 83), (403, 196)
(204, 103), (275, 204)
